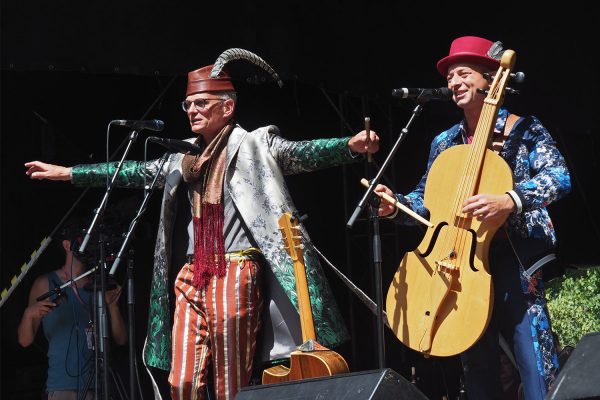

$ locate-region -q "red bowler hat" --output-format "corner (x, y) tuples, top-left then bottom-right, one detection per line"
(186, 65), (235, 96)
(436, 36), (503, 76)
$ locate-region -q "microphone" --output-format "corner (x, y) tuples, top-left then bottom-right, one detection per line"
(111, 119), (165, 132)
(148, 137), (202, 155)
(391, 87), (452, 101)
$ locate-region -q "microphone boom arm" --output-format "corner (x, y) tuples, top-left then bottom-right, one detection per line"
(109, 152), (170, 276)
(80, 129), (141, 253)
(35, 266), (98, 302)
(347, 103), (424, 228)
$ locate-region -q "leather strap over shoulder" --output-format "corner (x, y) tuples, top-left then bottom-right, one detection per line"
(491, 113), (520, 153)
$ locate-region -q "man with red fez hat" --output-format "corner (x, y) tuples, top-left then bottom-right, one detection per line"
(375, 36), (570, 399)
(24, 49), (379, 400)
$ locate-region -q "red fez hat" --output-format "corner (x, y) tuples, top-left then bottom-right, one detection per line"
(436, 36), (502, 76)
(186, 65), (235, 96)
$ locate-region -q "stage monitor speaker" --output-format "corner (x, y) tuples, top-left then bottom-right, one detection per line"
(235, 368), (428, 400)
(546, 331), (600, 400)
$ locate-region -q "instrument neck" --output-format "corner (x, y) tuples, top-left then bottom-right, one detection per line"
(293, 258), (317, 342)
(458, 100), (501, 198)
(463, 105), (484, 140)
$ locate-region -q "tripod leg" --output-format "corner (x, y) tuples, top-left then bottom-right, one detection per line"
(109, 367), (129, 400)
(78, 364), (95, 400)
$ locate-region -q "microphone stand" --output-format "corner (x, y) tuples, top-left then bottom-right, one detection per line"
(127, 253), (136, 400)
(80, 74), (177, 255)
(109, 152), (169, 276)
(78, 231), (114, 400)
(107, 152), (170, 400)
(347, 103), (425, 369)
(79, 124), (142, 400)
(362, 116), (387, 368)
(79, 126), (141, 254)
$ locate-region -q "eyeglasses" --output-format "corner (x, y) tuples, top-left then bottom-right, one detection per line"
(181, 98), (224, 112)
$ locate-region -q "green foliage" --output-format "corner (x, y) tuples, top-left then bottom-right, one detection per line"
(546, 266), (600, 347)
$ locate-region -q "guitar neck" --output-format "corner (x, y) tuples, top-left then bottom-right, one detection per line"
(279, 212), (318, 344)
(293, 258), (317, 342)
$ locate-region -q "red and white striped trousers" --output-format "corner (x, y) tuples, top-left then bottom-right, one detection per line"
(169, 254), (263, 400)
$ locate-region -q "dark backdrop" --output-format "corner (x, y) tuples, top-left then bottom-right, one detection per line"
(2, 2), (599, 399)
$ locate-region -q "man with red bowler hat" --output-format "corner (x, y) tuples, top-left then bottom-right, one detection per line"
(24, 49), (379, 400)
(375, 36), (570, 399)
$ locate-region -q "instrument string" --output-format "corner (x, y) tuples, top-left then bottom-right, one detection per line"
(437, 65), (507, 276)
(453, 67), (510, 270)
(455, 104), (495, 261)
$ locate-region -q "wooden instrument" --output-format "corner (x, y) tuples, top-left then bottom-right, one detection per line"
(262, 213), (349, 384)
(385, 50), (517, 357)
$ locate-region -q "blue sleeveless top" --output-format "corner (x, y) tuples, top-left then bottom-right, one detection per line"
(42, 271), (94, 392)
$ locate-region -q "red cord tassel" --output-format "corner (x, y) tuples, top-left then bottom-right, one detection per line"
(192, 203), (226, 288)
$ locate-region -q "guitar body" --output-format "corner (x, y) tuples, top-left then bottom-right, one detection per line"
(262, 350), (349, 384)
(386, 145), (513, 357)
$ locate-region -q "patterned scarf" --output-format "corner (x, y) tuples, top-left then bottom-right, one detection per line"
(181, 123), (233, 288)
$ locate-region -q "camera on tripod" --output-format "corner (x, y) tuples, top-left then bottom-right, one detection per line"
(60, 213), (127, 275)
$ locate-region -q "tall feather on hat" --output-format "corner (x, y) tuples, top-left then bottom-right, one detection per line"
(210, 48), (283, 88)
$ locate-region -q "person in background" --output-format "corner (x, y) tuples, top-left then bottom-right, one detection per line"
(18, 219), (127, 400)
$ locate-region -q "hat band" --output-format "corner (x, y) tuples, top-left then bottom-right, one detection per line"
(186, 78), (234, 96)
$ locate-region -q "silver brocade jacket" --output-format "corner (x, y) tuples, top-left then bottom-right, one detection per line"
(72, 125), (353, 370)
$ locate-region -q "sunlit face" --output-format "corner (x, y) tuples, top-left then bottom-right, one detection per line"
(184, 92), (234, 142)
(446, 63), (491, 111)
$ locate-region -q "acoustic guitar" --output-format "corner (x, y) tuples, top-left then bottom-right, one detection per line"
(386, 50), (517, 357)
(262, 212), (349, 384)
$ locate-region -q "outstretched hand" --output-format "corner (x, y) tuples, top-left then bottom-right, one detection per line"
(25, 161), (71, 181)
(348, 130), (380, 154)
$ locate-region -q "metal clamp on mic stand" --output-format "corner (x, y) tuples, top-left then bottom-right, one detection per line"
(346, 101), (429, 369)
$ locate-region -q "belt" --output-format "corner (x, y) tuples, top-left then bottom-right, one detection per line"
(186, 247), (262, 264)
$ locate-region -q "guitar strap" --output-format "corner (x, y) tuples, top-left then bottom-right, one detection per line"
(490, 113), (520, 153)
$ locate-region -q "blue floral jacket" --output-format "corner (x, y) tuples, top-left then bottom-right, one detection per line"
(393, 108), (571, 248)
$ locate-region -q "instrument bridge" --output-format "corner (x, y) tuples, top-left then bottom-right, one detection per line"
(435, 259), (458, 272)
